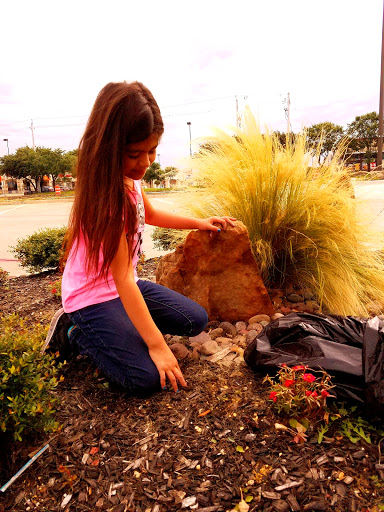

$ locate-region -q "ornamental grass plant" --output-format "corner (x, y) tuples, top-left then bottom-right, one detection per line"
(187, 110), (384, 316)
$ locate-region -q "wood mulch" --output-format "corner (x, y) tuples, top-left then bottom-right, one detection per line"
(0, 260), (383, 512)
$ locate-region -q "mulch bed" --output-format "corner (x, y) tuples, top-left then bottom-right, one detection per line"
(0, 260), (383, 512)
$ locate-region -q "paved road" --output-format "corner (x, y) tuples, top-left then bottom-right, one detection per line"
(1, 182), (383, 277)
(0, 193), (188, 276)
(352, 179), (384, 233)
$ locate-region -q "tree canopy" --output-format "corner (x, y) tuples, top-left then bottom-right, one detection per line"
(0, 146), (76, 191)
(306, 122), (344, 162)
(346, 112), (379, 161)
(143, 163), (179, 185)
(143, 162), (161, 184)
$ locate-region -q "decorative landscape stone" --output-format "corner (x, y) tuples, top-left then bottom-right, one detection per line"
(208, 327), (224, 339)
(156, 221), (275, 321)
(169, 342), (190, 360)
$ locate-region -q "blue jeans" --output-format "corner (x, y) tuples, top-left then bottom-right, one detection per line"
(67, 280), (208, 395)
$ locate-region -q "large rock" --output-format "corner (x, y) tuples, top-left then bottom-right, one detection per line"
(156, 221), (274, 321)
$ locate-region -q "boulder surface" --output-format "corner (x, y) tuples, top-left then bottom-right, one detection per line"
(156, 221), (274, 321)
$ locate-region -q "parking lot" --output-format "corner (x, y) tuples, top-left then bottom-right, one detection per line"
(1, 183), (384, 277)
(0, 193), (187, 276)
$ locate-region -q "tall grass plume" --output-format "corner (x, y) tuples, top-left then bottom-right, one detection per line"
(188, 110), (384, 316)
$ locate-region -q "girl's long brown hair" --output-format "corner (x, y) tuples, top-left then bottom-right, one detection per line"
(63, 81), (164, 278)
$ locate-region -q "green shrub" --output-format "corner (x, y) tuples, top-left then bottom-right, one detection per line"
(0, 315), (62, 441)
(151, 227), (187, 251)
(189, 110), (384, 316)
(11, 227), (67, 273)
(0, 268), (9, 287)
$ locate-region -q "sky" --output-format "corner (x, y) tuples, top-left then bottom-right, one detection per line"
(0, 0), (383, 169)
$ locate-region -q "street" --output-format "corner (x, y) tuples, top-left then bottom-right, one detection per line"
(1, 182), (384, 277)
(0, 192), (189, 276)
(352, 179), (384, 233)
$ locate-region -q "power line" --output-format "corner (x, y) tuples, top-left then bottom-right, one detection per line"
(0, 119), (30, 128)
(34, 123), (87, 129)
(0, 95), (242, 128)
(33, 114), (88, 121)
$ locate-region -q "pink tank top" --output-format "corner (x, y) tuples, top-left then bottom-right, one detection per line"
(62, 180), (145, 313)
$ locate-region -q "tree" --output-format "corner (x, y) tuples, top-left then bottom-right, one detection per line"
(306, 122), (344, 163)
(64, 149), (78, 178)
(142, 164), (178, 187)
(346, 112), (379, 168)
(0, 146), (77, 192)
(0, 146), (43, 191)
(143, 162), (161, 186)
(163, 166), (178, 178)
(162, 166), (178, 185)
(38, 147), (77, 189)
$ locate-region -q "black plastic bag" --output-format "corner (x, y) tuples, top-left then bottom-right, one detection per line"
(244, 312), (384, 417)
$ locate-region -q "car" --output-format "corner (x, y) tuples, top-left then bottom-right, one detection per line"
(42, 186), (54, 192)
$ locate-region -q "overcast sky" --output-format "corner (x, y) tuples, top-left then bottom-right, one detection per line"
(0, 0), (382, 169)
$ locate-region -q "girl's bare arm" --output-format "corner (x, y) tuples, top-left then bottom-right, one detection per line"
(142, 188), (236, 231)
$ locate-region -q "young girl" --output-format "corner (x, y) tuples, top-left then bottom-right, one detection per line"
(44, 81), (235, 396)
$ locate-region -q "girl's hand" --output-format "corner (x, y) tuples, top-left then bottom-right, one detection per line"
(149, 343), (187, 392)
(197, 216), (236, 232)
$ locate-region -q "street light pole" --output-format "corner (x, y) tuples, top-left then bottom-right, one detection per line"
(3, 139), (9, 155)
(377, 0), (384, 169)
(187, 122), (192, 156)
(157, 153), (160, 166)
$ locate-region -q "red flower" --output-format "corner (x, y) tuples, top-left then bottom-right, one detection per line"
(305, 390), (311, 396)
(321, 390), (330, 398)
(281, 363), (287, 368)
(269, 391), (278, 402)
(311, 391), (318, 397)
(52, 288), (57, 294)
(284, 379), (294, 387)
(292, 365), (305, 370)
(302, 373), (316, 383)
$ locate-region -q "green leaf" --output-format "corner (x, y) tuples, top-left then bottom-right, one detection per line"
(317, 424), (328, 444)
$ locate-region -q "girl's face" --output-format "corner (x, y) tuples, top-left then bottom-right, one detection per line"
(123, 133), (159, 181)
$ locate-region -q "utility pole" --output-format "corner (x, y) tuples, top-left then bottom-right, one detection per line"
(285, 92), (291, 139)
(187, 122), (192, 156)
(377, 0), (384, 169)
(157, 153), (160, 166)
(30, 119), (35, 150)
(3, 138), (9, 155)
(236, 96), (245, 128)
